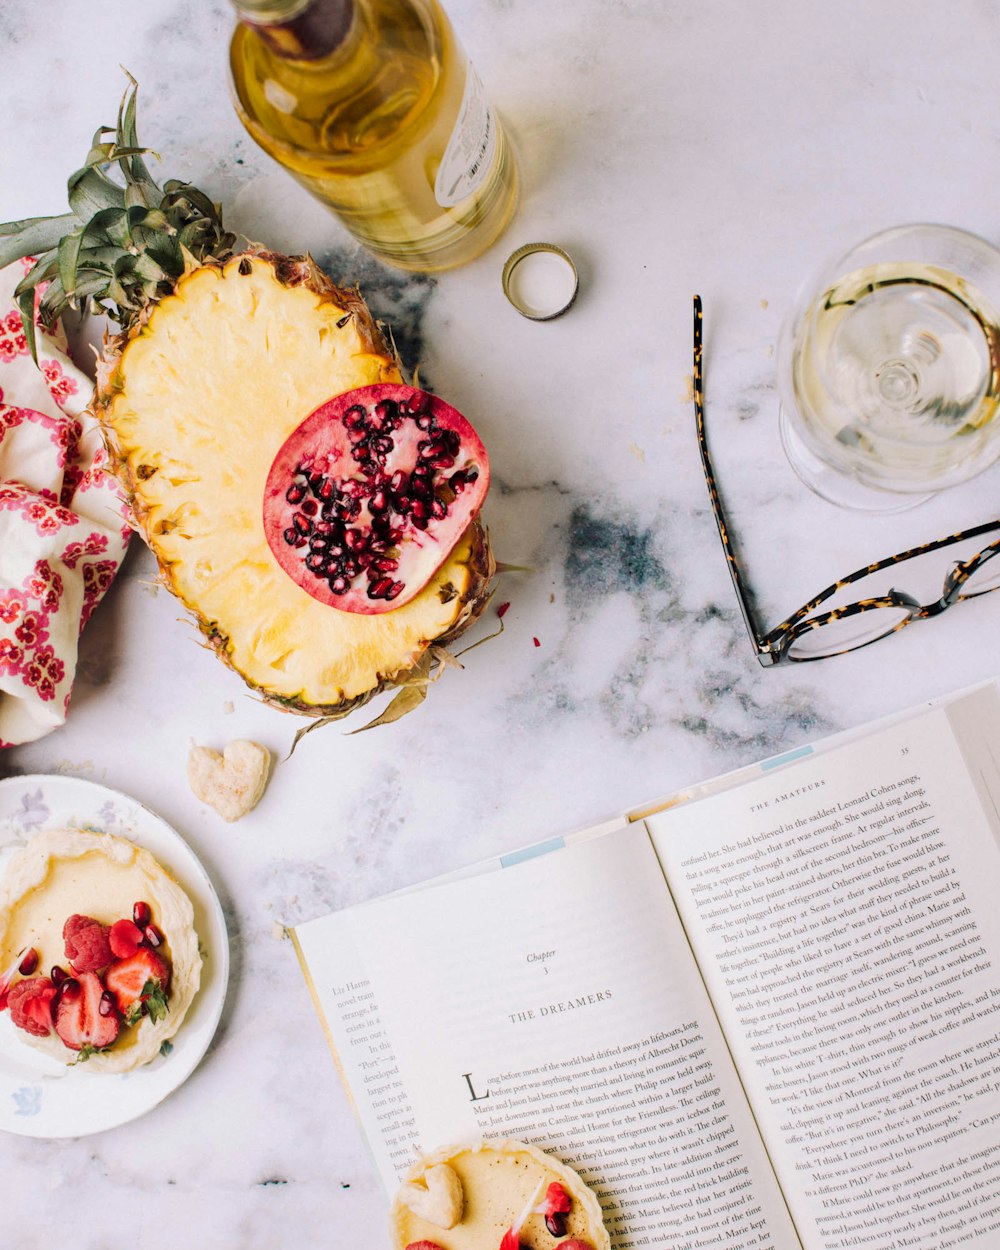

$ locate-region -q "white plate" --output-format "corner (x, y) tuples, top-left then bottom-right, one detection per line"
(0, 774), (229, 1137)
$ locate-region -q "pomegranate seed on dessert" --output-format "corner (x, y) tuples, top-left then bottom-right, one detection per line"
(58, 977), (80, 1001)
(143, 925), (163, 948)
(545, 1213), (567, 1237)
(18, 948), (39, 976)
(50, 965), (69, 985)
(133, 901), (152, 928)
(99, 991), (117, 1017)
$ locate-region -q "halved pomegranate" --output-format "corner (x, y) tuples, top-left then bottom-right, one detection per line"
(263, 384), (489, 614)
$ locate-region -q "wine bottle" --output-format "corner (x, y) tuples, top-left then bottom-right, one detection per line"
(229, 0), (519, 272)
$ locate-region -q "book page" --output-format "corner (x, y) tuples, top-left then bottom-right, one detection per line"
(291, 914), (421, 1186)
(649, 693), (1000, 1250)
(297, 823), (800, 1250)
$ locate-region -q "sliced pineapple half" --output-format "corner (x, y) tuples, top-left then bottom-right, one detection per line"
(94, 251), (494, 715)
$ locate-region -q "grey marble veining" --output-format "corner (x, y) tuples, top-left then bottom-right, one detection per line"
(2, 1), (1000, 1246)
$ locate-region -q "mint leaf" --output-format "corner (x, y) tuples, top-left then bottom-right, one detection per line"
(142, 979), (169, 1024)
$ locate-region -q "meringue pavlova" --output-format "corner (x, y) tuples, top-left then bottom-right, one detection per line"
(0, 828), (201, 1072)
(391, 1138), (610, 1250)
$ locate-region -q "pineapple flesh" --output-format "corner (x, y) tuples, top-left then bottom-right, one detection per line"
(94, 252), (493, 713)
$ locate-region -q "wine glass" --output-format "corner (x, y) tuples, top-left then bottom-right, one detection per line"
(777, 223), (1000, 511)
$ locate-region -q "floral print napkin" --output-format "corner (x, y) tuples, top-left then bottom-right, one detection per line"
(0, 260), (131, 747)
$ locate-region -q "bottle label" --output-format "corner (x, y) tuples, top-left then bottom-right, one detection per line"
(434, 62), (498, 209)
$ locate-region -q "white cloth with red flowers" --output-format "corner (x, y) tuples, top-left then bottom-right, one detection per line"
(0, 260), (130, 747)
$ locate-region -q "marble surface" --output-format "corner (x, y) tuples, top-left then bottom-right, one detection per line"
(2, 0), (1000, 1245)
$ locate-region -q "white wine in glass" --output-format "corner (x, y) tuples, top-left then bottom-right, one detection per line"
(778, 224), (1000, 510)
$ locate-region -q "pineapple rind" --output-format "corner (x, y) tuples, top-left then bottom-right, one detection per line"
(93, 251), (493, 713)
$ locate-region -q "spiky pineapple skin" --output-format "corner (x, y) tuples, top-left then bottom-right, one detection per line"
(90, 249), (494, 718)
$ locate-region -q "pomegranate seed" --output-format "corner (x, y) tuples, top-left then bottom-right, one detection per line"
(546, 1214), (567, 1238)
(293, 512), (312, 536)
(368, 577), (393, 599)
(99, 991), (117, 1018)
(282, 527), (297, 546)
(374, 398), (398, 423)
(301, 498), (318, 517)
(497, 601), (511, 619)
(533, 637), (541, 647)
(329, 576), (350, 594)
(18, 948), (39, 976)
(59, 977), (80, 1001)
(427, 452), (455, 469)
(386, 581), (405, 600)
(343, 404), (368, 431)
(50, 965), (69, 985)
(143, 925), (163, 949)
(133, 901), (152, 928)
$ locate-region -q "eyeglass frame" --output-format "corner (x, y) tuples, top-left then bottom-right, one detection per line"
(692, 294), (1000, 666)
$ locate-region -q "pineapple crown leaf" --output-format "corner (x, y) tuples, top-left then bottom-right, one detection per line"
(0, 74), (237, 357)
(0, 211), (79, 271)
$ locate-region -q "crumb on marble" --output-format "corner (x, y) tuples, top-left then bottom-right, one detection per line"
(54, 759), (95, 776)
(680, 372), (695, 403)
(628, 442), (646, 462)
(760, 297), (769, 310)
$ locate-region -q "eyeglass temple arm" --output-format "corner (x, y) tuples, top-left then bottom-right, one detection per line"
(693, 296), (777, 666)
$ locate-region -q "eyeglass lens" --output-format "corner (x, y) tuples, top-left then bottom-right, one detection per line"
(785, 606), (914, 660)
(958, 546), (1000, 597)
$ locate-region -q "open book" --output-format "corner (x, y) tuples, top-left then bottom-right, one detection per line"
(292, 682), (1000, 1250)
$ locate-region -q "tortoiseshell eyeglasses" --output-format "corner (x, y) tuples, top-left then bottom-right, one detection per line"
(693, 295), (1000, 665)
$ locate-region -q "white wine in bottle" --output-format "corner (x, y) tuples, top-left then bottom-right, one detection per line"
(229, 0), (519, 272)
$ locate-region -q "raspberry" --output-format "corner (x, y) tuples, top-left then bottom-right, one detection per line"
(63, 914), (113, 973)
(8, 977), (57, 1037)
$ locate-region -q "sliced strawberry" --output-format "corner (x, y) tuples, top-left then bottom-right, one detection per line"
(8, 977), (57, 1037)
(104, 947), (170, 1020)
(541, 1180), (572, 1236)
(108, 918), (144, 959)
(53, 971), (119, 1052)
(0, 946), (29, 1011)
(63, 914), (113, 973)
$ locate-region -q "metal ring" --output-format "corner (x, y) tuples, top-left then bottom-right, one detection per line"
(501, 243), (579, 321)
